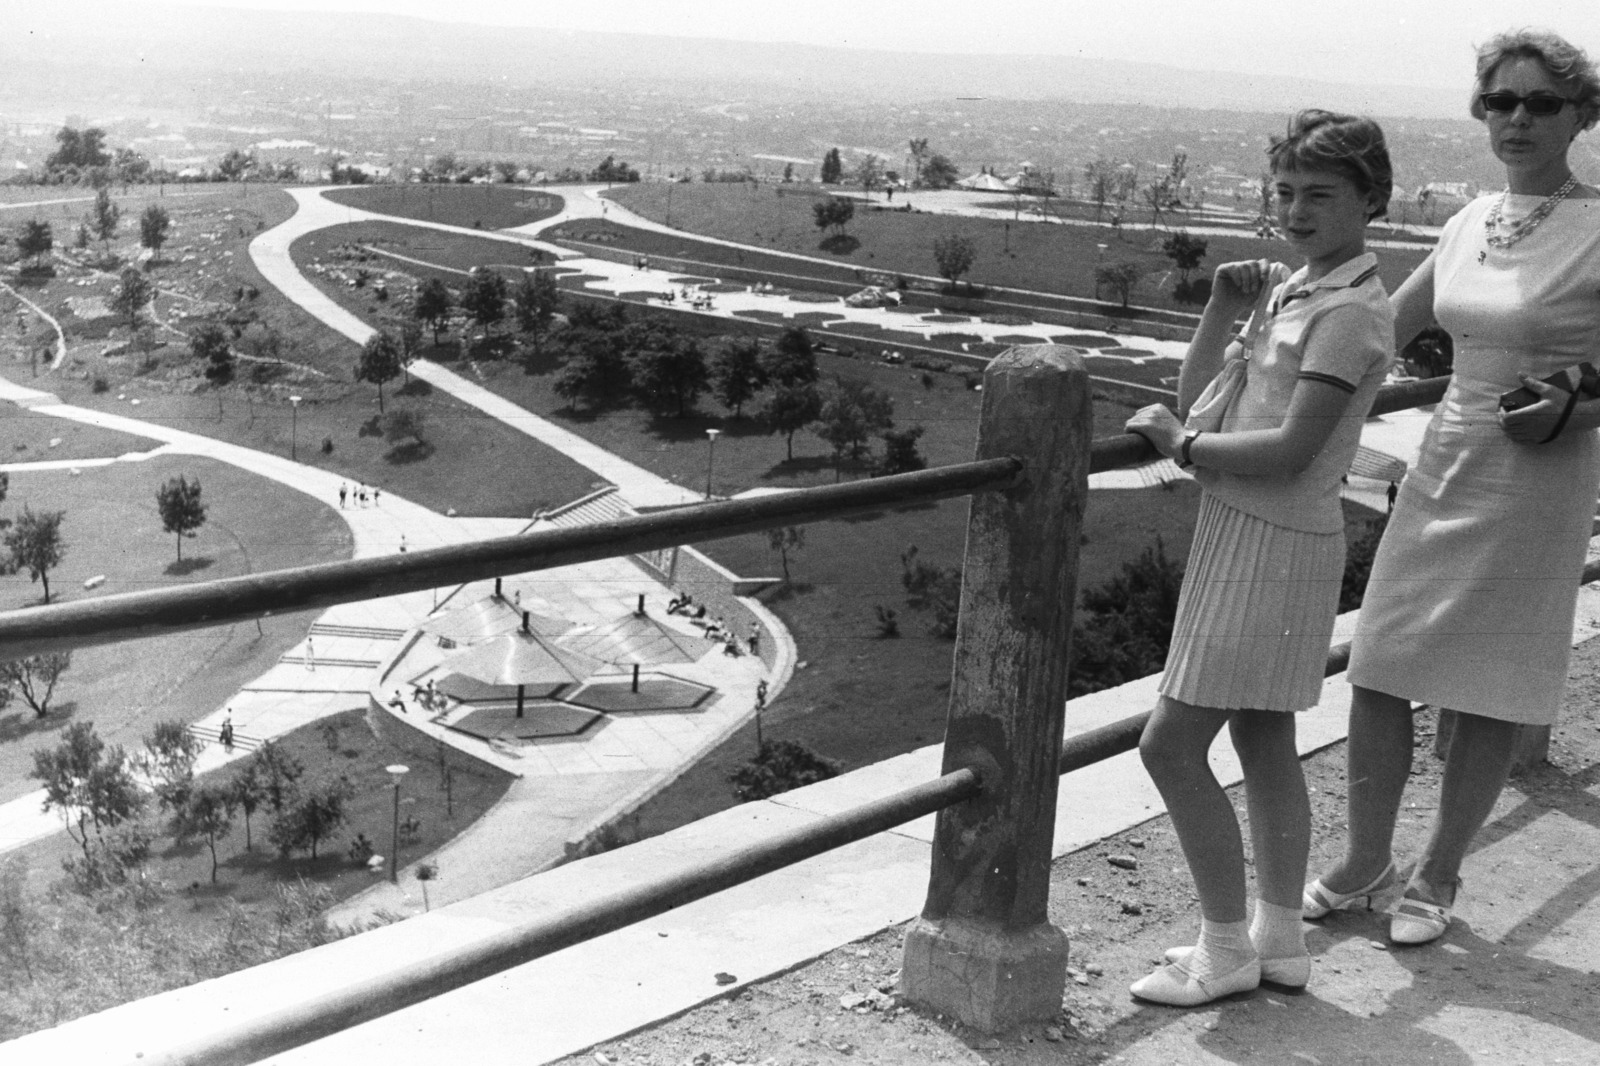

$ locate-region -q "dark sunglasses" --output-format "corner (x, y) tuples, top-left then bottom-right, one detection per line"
(1479, 91), (1575, 116)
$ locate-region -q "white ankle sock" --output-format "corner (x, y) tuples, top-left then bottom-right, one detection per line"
(1250, 899), (1307, 959)
(1187, 918), (1255, 978)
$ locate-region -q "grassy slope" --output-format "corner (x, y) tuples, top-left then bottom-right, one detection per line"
(605, 183), (1433, 312)
(0, 452), (353, 804)
(322, 183), (563, 231)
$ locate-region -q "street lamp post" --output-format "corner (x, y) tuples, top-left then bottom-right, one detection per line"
(288, 395), (302, 461)
(386, 763), (410, 884)
(704, 428), (722, 499)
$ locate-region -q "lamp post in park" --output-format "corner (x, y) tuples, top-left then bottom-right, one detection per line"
(289, 395), (302, 461)
(704, 428), (722, 500)
(386, 763), (409, 884)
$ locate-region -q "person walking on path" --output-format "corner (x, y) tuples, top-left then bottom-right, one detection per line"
(1308, 29), (1600, 947)
(1386, 479), (1397, 513)
(220, 712), (235, 753)
(305, 635), (316, 672)
(339, 483), (347, 509)
(1123, 111), (1397, 1005)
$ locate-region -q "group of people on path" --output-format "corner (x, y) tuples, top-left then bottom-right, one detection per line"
(1122, 29), (1600, 1005)
(337, 482), (381, 509)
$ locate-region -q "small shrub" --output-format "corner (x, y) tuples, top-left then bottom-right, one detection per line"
(1068, 539), (1185, 698)
(1340, 513), (1389, 612)
(320, 436), (334, 455)
(874, 605), (899, 638)
(729, 740), (840, 802)
(91, 376), (109, 393)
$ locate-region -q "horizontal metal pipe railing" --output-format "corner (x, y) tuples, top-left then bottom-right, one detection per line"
(0, 457), (1021, 659)
(1088, 374), (1450, 474)
(137, 768), (983, 1066)
(18, 372), (1470, 1061)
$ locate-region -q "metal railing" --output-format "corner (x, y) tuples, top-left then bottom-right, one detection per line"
(0, 357), (1461, 1065)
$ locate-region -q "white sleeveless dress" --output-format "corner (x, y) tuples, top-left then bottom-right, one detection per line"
(1349, 194), (1600, 725)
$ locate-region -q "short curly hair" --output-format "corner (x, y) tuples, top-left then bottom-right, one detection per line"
(1268, 110), (1393, 221)
(1470, 28), (1600, 131)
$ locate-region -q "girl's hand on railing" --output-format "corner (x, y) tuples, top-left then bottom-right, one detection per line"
(1125, 405), (1185, 458)
(1210, 259), (1272, 318)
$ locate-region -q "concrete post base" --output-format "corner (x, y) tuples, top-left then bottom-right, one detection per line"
(898, 916), (1069, 1032)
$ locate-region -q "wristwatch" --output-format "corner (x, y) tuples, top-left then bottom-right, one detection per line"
(1177, 431), (1201, 469)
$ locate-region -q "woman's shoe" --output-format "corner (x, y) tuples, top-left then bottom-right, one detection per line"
(1130, 957), (1260, 1007)
(1390, 881), (1459, 946)
(1302, 860), (1400, 920)
(1163, 946), (1310, 989)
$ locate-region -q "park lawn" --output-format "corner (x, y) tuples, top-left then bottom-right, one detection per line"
(8, 705), (511, 950)
(322, 183), (564, 232)
(20, 193), (598, 519)
(605, 183), (1434, 312)
(0, 404), (161, 460)
(0, 452), (353, 805)
(290, 219), (550, 280)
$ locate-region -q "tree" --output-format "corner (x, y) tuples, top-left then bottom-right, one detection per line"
(762, 382), (823, 461)
(710, 338), (766, 417)
(460, 268), (508, 337)
(250, 741), (303, 817)
(907, 138), (930, 187)
(138, 719), (202, 811)
(1162, 231), (1208, 289)
(0, 653), (71, 719)
(109, 268), (151, 329)
(1084, 159), (1115, 223)
(46, 127), (110, 170)
(139, 204), (171, 256)
(397, 317), (423, 383)
(588, 155), (640, 183)
(90, 188), (119, 248)
(171, 783), (235, 884)
(820, 147), (843, 185)
(413, 277), (453, 345)
(268, 778), (353, 860)
(5, 507), (66, 604)
(1068, 540), (1185, 697)
(766, 526), (805, 585)
(932, 234), (977, 291)
(1096, 261), (1145, 308)
(878, 425), (927, 475)
(217, 149), (255, 182)
(921, 154), (959, 190)
(814, 379), (895, 477)
(156, 475), (206, 562)
(729, 740), (839, 802)
(513, 269), (560, 365)
(854, 154), (883, 199)
(631, 336), (709, 416)
(191, 323), (234, 384)
(356, 330), (403, 412)
(31, 722), (144, 864)
(16, 220), (52, 267)
(764, 328), (819, 387)
(227, 762), (268, 852)
(811, 198), (855, 238)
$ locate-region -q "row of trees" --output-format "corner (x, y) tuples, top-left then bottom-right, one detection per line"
(819, 141), (959, 191)
(31, 717), (364, 889)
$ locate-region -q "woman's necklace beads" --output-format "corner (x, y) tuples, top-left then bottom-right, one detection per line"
(1484, 176), (1578, 249)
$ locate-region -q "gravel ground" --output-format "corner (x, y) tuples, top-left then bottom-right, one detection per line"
(555, 638), (1600, 1066)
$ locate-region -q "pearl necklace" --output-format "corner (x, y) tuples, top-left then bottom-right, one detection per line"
(1484, 176), (1577, 249)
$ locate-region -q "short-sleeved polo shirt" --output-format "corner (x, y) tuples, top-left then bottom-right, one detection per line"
(1195, 252), (1395, 534)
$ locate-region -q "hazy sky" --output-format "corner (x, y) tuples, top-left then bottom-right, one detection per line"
(161, 0), (1600, 89)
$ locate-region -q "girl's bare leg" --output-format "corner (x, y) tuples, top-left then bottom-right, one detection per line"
(1140, 696), (1242, 921)
(1410, 710), (1517, 903)
(1228, 710), (1310, 910)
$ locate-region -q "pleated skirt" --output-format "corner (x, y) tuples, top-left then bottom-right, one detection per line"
(1159, 492), (1346, 713)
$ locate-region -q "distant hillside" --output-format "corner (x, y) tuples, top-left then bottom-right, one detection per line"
(6, 1), (1464, 119)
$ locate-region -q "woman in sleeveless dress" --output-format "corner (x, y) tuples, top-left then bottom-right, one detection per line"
(1304, 29), (1600, 945)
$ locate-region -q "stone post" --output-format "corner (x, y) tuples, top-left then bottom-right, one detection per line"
(899, 345), (1092, 1031)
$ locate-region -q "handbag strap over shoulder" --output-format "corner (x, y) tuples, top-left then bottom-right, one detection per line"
(1237, 262), (1293, 361)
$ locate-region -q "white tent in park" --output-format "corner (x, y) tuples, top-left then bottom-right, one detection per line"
(956, 171), (1015, 192)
